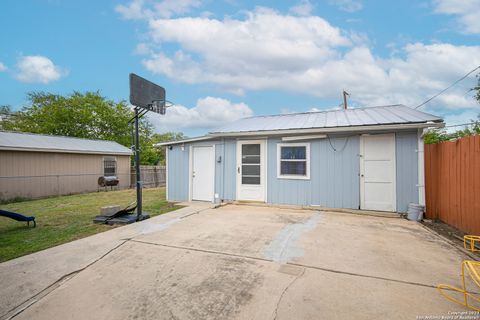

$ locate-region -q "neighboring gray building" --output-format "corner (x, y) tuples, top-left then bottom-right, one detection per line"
(157, 105), (443, 213)
(0, 131), (132, 200)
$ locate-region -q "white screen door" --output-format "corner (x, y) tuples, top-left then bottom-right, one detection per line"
(236, 140), (266, 202)
(360, 134), (396, 211)
(191, 146), (214, 202)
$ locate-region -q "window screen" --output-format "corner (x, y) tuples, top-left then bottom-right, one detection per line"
(103, 157), (117, 177)
(241, 144), (261, 185)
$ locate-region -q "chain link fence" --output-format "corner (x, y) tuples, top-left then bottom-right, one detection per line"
(0, 166), (166, 202)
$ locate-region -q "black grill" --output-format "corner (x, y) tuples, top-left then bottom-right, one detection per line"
(98, 176), (119, 187)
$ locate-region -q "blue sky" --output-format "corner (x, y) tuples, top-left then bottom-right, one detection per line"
(0, 0), (479, 136)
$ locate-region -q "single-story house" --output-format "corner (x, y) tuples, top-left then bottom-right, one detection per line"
(157, 105), (443, 212)
(0, 131), (132, 200)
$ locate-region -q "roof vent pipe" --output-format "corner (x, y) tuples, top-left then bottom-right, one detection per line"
(343, 90), (350, 110)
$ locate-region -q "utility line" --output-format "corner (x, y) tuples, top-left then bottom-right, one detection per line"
(414, 65), (480, 109)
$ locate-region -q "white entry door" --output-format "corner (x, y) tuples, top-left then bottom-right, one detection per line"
(236, 140), (266, 202)
(360, 134), (396, 211)
(191, 146), (214, 202)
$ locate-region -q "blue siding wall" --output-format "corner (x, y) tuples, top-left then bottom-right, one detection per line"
(395, 131), (419, 212)
(215, 143), (223, 201)
(222, 139), (237, 200)
(167, 131), (420, 212)
(267, 136), (360, 209)
(167, 144), (189, 201)
(167, 140), (231, 202)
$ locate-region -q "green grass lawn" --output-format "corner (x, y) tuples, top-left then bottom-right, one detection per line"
(0, 187), (180, 262)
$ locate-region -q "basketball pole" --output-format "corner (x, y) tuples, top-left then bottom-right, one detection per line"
(134, 107), (142, 220)
(129, 73), (166, 222)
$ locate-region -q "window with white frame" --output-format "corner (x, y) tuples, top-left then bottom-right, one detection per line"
(103, 157), (117, 177)
(277, 143), (310, 179)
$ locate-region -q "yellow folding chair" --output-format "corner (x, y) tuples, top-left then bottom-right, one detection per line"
(464, 235), (480, 253)
(438, 260), (480, 311)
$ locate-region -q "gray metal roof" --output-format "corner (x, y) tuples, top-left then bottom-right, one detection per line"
(211, 105), (443, 134)
(0, 131), (133, 155)
(154, 135), (213, 147)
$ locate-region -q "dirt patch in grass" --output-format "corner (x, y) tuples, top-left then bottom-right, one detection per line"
(0, 187), (181, 262)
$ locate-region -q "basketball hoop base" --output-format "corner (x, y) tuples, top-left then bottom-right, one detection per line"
(93, 213), (150, 225)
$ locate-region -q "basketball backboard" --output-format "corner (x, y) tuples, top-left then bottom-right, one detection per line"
(129, 73), (166, 114)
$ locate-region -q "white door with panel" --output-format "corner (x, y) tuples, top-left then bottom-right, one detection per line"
(360, 134), (396, 211)
(236, 140), (266, 202)
(191, 146), (214, 202)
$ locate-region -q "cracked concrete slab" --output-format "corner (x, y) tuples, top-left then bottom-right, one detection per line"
(264, 212), (321, 263)
(275, 267), (461, 320)
(0, 202), (213, 318)
(135, 205), (315, 258)
(0, 203), (473, 319)
(12, 241), (294, 320)
(292, 211), (467, 287)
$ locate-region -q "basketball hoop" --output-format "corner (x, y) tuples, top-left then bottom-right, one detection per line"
(128, 73), (168, 221)
(150, 99), (174, 115)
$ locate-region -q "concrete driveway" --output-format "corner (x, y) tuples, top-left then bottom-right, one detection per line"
(0, 204), (472, 320)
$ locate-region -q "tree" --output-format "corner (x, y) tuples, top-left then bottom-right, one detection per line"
(423, 128), (450, 144)
(150, 132), (186, 165)
(0, 105), (15, 129)
(424, 114), (480, 144)
(2, 91), (161, 164)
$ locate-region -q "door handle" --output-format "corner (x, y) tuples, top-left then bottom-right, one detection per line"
(237, 167), (240, 174)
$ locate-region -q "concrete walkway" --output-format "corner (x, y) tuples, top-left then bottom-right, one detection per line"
(0, 204), (474, 320)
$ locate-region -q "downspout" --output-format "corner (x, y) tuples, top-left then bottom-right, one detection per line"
(222, 138), (225, 202)
(165, 146), (169, 201)
(417, 128), (426, 206)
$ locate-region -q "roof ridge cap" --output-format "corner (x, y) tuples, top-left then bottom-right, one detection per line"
(242, 104), (407, 120)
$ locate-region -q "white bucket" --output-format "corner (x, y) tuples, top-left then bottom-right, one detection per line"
(407, 203), (424, 221)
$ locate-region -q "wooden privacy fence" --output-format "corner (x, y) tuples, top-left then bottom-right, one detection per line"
(130, 165), (166, 188)
(425, 135), (480, 235)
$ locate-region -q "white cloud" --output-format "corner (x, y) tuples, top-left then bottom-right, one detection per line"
(116, 0), (145, 19)
(153, 0), (201, 18)
(147, 96), (253, 132)
(309, 106), (342, 112)
(119, 5), (480, 127)
(289, 0), (314, 16)
(329, 0), (363, 12)
(143, 8), (351, 90)
(115, 0), (201, 20)
(15, 55), (65, 84)
(134, 43), (151, 55)
(0, 62), (6, 72)
(140, 9), (480, 112)
(433, 0), (480, 34)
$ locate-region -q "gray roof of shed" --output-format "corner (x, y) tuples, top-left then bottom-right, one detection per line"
(211, 104), (442, 134)
(0, 131), (133, 155)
